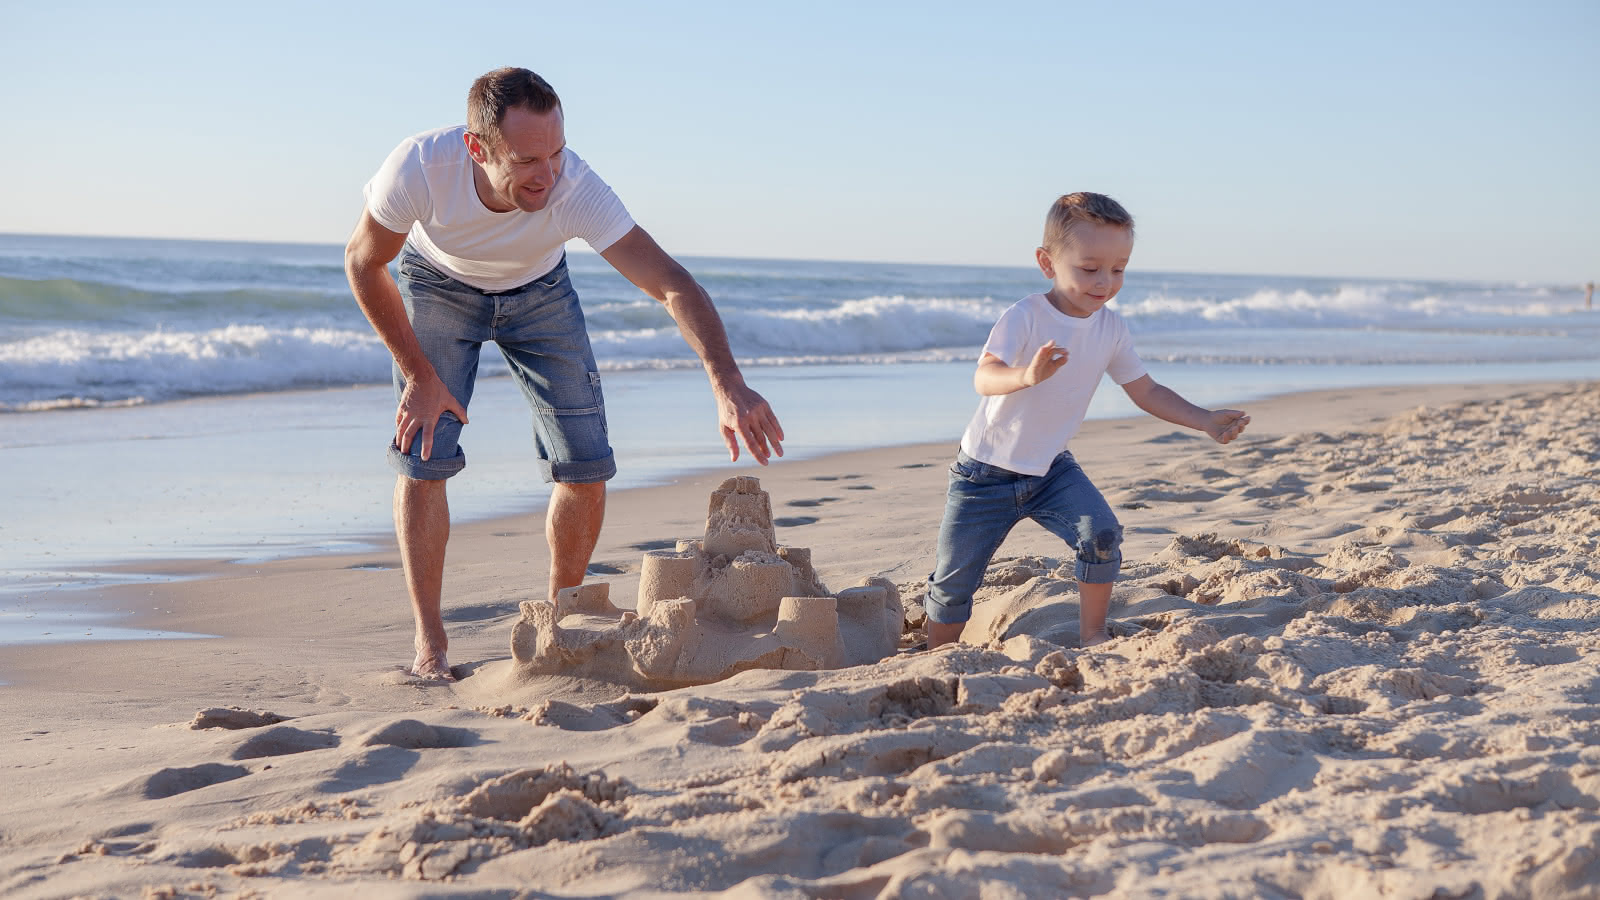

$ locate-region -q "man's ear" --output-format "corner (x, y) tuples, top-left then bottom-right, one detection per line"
(463, 131), (490, 164)
(1035, 247), (1055, 279)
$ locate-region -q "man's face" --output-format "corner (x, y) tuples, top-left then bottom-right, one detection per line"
(1036, 221), (1134, 318)
(466, 105), (566, 213)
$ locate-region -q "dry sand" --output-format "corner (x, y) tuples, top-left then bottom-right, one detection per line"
(2, 379), (1598, 899)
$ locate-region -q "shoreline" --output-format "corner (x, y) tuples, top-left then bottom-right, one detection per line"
(3, 375), (1589, 662)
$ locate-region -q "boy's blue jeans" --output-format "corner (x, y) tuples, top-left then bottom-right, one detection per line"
(926, 450), (1123, 625)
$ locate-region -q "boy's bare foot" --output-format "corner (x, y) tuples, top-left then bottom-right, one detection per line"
(410, 647), (456, 681)
(926, 620), (965, 650)
(1081, 628), (1111, 648)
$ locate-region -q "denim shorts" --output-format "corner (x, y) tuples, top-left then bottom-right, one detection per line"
(925, 450), (1122, 625)
(388, 248), (615, 484)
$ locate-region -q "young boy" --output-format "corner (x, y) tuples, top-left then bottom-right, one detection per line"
(925, 192), (1249, 649)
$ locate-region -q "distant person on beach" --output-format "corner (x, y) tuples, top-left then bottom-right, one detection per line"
(925, 193), (1250, 650)
(1586, 281), (1593, 310)
(345, 67), (784, 680)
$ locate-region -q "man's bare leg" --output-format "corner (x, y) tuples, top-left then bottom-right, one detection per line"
(395, 476), (452, 679)
(1079, 580), (1112, 647)
(546, 481), (606, 603)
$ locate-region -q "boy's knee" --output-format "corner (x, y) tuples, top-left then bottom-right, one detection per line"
(1073, 515), (1122, 584)
(1074, 514), (1123, 563)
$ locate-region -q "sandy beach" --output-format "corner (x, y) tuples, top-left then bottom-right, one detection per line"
(3, 378), (1598, 899)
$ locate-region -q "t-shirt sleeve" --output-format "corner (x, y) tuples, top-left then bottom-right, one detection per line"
(979, 303), (1033, 366)
(557, 160), (636, 252)
(363, 139), (430, 235)
(1105, 315), (1148, 384)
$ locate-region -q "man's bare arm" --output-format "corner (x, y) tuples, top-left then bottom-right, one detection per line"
(599, 226), (784, 464)
(343, 210), (467, 461)
(1121, 374), (1249, 444)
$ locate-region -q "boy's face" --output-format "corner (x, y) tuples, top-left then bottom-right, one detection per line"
(1036, 222), (1134, 318)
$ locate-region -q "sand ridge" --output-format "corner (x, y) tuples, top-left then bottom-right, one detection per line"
(3, 383), (1598, 898)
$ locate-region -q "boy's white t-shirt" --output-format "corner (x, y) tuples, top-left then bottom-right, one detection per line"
(959, 294), (1148, 476)
(363, 126), (636, 292)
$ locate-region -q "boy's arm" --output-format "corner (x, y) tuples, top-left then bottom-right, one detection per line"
(974, 343), (1069, 396)
(1121, 375), (1250, 444)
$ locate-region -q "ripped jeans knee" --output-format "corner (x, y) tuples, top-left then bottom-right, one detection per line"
(1073, 515), (1123, 583)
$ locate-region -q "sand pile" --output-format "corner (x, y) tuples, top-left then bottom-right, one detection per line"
(7, 384), (1599, 898)
(503, 476), (901, 690)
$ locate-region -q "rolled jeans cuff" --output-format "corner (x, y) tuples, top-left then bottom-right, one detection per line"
(922, 586), (971, 626)
(1075, 554), (1122, 584)
(389, 442), (467, 481)
(540, 450), (617, 484)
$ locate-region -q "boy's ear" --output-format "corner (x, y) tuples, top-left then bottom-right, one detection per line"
(1035, 247), (1055, 278)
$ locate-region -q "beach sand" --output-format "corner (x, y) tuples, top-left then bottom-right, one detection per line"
(3, 379), (1598, 898)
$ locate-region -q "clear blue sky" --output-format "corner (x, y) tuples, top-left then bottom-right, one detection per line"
(2, 0), (1595, 282)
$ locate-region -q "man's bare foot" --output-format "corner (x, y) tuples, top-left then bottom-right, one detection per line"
(1081, 628), (1111, 648)
(410, 647), (455, 681)
(926, 620), (965, 650)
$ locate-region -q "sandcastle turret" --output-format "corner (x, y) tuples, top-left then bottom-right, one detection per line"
(638, 476), (829, 623)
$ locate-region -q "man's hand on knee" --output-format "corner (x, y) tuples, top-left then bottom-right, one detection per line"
(397, 370), (469, 461)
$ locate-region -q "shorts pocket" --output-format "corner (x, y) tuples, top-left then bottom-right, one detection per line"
(398, 259), (452, 286)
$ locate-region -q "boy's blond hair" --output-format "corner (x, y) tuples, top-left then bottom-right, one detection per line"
(1043, 192), (1135, 252)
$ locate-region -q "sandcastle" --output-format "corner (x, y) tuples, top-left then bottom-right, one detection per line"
(508, 477), (902, 689)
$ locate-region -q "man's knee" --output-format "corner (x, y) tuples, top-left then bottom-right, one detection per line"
(553, 481), (606, 503)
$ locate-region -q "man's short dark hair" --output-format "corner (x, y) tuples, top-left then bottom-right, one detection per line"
(467, 67), (561, 152)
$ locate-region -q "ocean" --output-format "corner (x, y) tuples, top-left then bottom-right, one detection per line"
(4, 233), (1597, 412)
(2, 232), (1597, 642)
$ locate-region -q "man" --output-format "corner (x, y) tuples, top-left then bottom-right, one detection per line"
(345, 67), (784, 680)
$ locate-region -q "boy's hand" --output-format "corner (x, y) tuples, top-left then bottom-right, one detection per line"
(1020, 341), (1069, 387)
(1205, 409), (1250, 444)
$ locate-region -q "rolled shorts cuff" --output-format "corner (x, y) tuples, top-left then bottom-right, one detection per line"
(539, 450), (617, 484)
(388, 443), (467, 481)
(1075, 555), (1122, 584)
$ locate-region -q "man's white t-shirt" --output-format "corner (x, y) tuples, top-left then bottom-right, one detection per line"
(363, 126), (636, 292)
(959, 294), (1148, 476)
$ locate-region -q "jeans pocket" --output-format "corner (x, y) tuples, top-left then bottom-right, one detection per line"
(399, 259), (451, 287)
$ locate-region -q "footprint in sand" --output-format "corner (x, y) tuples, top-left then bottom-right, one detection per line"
(190, 707), (289, 730)
(320, 721), (478, 793)
(346, 562), (397, 571)
(318, 747), (420, 794)
(134, 763), (250, 800)
(1145, 431), (1204, 444)
(230, 726), (340, 760)
(786, 497), (840, 507)
(844, 484), (876, 491)
(361, 719), (479, 750)
(629, 538), (678, 551)
(586, 561), (630, 575)
(898, 463), (934, 469)
(442, 602), (520, 622)
(773, 516), (819, 527)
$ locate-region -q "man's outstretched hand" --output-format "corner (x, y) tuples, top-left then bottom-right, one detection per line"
(716, 381), (785, 465)
(396, 371), (469, 461)
(1205, 409), (1250, 445)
